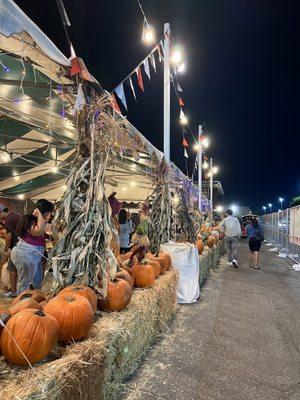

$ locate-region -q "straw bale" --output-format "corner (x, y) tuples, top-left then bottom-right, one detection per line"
(0, 270), (178, 400)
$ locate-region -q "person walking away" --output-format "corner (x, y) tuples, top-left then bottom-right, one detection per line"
(11, 199), (53, 294)
(219, 209), (241, 268)
(247, 218), (264, 270)
(118, 209), (133, 253)
(0, 204), (21, 297)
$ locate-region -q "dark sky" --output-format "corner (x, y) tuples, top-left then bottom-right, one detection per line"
(15, 0), (300, 212)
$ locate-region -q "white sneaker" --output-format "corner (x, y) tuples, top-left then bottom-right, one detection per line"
(227, 262), (232, 265)
(232, 259), (239, 268)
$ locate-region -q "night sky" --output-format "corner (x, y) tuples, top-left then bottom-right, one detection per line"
(15, 0), (300, 213)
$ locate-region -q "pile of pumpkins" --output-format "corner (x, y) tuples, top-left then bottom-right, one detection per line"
(0, 250), (172, 367)
(196, 225), (224, 255)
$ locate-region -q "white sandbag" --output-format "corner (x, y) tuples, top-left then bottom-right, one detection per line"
(161, 241), (200, 304)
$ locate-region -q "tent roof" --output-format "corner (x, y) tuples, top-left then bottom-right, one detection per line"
(0, 0), (197, 203)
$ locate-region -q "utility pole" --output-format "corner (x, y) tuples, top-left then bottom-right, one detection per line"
(163, 23), (170, 161)
(198, 125), (203, 211)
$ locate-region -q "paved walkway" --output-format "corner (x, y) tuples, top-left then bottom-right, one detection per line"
(121, 241), (300, 400)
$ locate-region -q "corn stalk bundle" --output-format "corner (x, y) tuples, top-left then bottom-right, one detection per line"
(149, 159), (171, 253)
(175, 187), (197, 243)
(190, 208), (204, 237)
(51, 91), (127, 295)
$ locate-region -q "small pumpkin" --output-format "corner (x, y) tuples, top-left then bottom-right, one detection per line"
(98, 279), (132, 312)
(58, 285), (97, 312)
(44, 294), (94, 343)
(9, 297), (41, 316)
(0, 308), (60, 366)
(12, 289), (46, 305)
(196, 240), (204, 254)
(158, 252), (172, 270)
(115, 269), (134, 288)
(39, 301), (48, 310)
(146, 259), (161, 278)
(132, 262), (155, 288)
(156, 256), (168, 274)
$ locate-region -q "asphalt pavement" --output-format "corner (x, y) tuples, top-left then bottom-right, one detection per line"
(120, 240), (300, 400)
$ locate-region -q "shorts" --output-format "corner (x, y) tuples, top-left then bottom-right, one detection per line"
(7, 258), (17, 272)
(249, 237), (261, 252)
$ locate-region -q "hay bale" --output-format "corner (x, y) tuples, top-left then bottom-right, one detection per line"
(0, 270), (178, 400)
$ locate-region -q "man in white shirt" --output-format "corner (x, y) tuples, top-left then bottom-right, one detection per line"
(219, 209), (241, 268)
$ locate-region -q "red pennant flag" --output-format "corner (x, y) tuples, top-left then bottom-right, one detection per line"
(136, 67), (144, 91)
(179, 97), (184, 106)
(182, 136), (189, 147)
(111, 93), (121, 114)
(71, 57), (81, 76)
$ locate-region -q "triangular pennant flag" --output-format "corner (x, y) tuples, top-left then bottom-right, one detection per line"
(177, 82), (183, 92)
(150, 52), (156, 72)
(73, 83), (86, 112)
(159, 39), (164, 58)
(165, 30), (172, 41)
(184, 148), (189, 158)
(115, 83), (127, 110)
(111, 93), (121, 114)
(179, 97), (184, 106)
(143, 58), (151, 80)
(129, 76), (137, 101)
(136, 67), (144, 91)
(182, 136), (189, 147)
(157, 44), (162, 62)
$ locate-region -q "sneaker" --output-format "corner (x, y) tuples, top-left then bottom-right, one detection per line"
(227, 261), (232, 265)
(2, 291), (17, 298)
(232, 259), (239, 268)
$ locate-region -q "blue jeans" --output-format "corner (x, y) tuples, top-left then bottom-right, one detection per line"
(11, 241), (44, 294)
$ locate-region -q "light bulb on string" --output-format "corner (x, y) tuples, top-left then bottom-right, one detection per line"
(180, 114), (188, 125)
(193, 143), (200, 151)
(52, 165), (59, 174)
(0, 149), (12, 163)
(212, 166), (219, 174)
(143, 27), (155, 44)
(202, 161), (209, 169)
(0, 60), (10, 72)
(17, 194), (25, 200)
(171, 50), (182, 65)
(202, 137), (209, 148)
(177, 63), (186, 73)
(130, 181), (136, 187)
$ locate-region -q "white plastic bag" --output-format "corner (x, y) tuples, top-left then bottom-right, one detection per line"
(161, 241), (200, 304)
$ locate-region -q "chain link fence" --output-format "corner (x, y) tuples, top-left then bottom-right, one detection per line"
(262, 206), (300, 263)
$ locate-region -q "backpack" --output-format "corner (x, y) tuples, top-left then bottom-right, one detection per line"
(256, 228), (264, 242)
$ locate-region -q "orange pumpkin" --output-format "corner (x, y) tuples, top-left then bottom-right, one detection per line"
(9, 297), (41, 316)
(0, 306), (9, 339)
(12, 290), (46, 305)
(117, 252), (138, 267)
(98, 279), (132, 312)
(145, 252), (156, 260)
(39, 301), (48, 310)
(196, 240), (204, 254)
(146, 259), (161, 278)
(0, 308), (60, 366)
(58, 285), (97, 312)
(158, 252), (172, 270)
(115, 269), (134, 288)
(156, 256), (168, 274)
(44, 294), (94, 343)
(132, 262), (155, 288)
(207, 236), (215, 248)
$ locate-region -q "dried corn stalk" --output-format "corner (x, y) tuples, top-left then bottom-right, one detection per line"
(174, 186), (197, 243)
(149, 159), (171, 253)
(51, 91), (127, 295)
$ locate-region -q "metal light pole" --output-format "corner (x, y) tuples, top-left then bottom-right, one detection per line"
(279, 197), (284, 210)
(163, 22), (170, 161)
(198, 125), (203, 211)
(210, 157), (213, 212)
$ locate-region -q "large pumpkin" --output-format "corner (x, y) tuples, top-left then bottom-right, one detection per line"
(9, 297), (41, 316)
(132, 262), (155, 288)
(98, 279), (132, 312)
(158, 252), (172, 270)
(196, 240), (204, 255)
(115, 269), (134, 288)
(207, 236), (215, 248)
(58, 285), (97, 312)
(12, 289), (46, 305)
(44, 294), (94, 343)
(146, 259), (161, 278)
(0, 308), (60, 366)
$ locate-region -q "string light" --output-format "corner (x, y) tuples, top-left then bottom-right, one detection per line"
(180, 114), (188, 125)
(130, 181), (136, 187)
(122, 187), (127, 192)
(17, 194), (24, 200)
(177, 63), (186, 73)
(171, 50), (182, 65)
(202, 137), (209, 148)
(173, 195), (180, 205)
(0, 59), (9, 72)
(193, 144), (200, 151)
(52, 165), (59, 174)
(143, 26), (155, 44)
(215, 205), (224, 213)
(131, 163), (137, 171)
(203, 161), (209, 169)
(62, 184), (67, 191)
(212, 166), (219, 174)
(0, 149), (12, 163)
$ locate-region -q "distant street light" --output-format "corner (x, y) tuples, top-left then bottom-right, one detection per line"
(262, 206), (267, 213)
(279, 197), (284, 210)
(268, 203), (273, 213)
